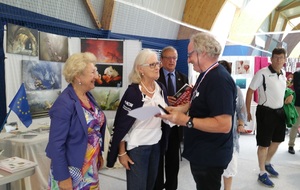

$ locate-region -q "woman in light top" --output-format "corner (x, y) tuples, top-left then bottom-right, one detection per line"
(107, 49), (171, 190)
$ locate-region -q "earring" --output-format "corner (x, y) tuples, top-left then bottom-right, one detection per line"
(79, 82), (82, 85)
(141, 73), (144, 76)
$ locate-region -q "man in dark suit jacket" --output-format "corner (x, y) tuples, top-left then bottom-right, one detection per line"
(154, 46), (188, 190)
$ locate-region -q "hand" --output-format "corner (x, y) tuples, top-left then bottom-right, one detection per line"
(167, 96), (176, 106)
(99, 155), (104, 169)
(158, 109), (188, 126)
(118, 154), (134, 170)
(247, 112), (252, 122)
(284, 94), (293, 104)
(58, 177), (72, 190)
(237, 125), (247, 133)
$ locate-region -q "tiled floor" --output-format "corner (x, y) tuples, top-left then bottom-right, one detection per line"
(99, 132), (300, 190)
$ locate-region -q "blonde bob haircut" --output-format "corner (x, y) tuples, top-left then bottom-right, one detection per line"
(129, 49), (158, 84)
(63, 52), (97, 83)
(190, 32), (222, 58)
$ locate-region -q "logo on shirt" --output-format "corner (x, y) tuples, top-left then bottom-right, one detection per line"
(125, 100), (133, 107)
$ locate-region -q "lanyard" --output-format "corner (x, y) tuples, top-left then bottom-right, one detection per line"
(190, 62), (219, 101)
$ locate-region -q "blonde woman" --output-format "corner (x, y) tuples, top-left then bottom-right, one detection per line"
(46, 52), (106, 190)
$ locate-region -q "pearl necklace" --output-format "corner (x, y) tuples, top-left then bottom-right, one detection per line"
(140, 81), (155, 94)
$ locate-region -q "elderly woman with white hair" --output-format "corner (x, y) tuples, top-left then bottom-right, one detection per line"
(107, 49), (171, 190)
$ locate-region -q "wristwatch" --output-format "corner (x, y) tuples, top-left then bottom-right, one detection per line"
(186, 117), (194, 128)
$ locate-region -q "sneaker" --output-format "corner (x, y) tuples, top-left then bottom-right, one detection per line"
(265, 164), (279, 177)
(288, 146), (295, 154)
(258, 173), (274, 187)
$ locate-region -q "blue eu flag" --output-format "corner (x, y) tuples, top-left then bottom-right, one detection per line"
(8, 83), (32, 127)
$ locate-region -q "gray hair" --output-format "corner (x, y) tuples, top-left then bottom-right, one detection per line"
(161, 46), (177, 58)
(129, 49), (158, 83)
(190, 32), (222, 58)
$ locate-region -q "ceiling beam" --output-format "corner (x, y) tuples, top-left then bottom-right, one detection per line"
(282, 18), (288, 31)
(101, 0), (115, 30)
(270, 10), (280, 32)
(177, 0), (225, 39)
(83, 0), (102, 29)
(283, 32), (300, 56)
(287, 13), (300, 20)
(277, 1), (300, 11)
(293, 23), (300, 30)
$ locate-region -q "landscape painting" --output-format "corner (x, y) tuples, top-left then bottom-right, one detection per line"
(26, 90), (61, 118)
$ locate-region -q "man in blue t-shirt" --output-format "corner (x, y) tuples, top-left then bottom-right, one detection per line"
(159, 32), (236, 190)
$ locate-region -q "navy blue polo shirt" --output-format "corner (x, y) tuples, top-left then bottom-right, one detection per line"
(182, 65), (236, 169)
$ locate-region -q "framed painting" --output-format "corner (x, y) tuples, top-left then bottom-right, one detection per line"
(235, 60), (250, 74)
(26, 90), (61, 118)
(39, 32), (68, 62)
(6, 23), (39, 56)
(90, 88), (120, 111)
(235, 78), (247, 89)
(81, 39), (123, 63)
(22, 60), (62, 91)
(95, 64), (123, 87)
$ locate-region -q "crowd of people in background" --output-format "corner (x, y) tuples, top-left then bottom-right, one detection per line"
(45, 32), (299, 190)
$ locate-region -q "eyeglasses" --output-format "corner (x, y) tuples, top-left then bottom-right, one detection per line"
(272, 56), (285, 60)
(187, 50), (195, 58)
(162, 56), (178, 60)
(141, 62), (162, 69)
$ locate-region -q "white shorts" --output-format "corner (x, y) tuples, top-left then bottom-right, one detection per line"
(223, 150), (238, 178)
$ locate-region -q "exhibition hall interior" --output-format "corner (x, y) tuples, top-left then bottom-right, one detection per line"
(0, 0), (300, 189)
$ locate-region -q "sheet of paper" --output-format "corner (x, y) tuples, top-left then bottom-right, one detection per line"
(128, 106), (161, 120)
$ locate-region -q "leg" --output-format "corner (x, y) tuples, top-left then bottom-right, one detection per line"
(147, 143), (160, 190)
(257, 146), (275, 186)
(289, 125), (298, 147)
(190, 163), (223, 190)
(222, 150), (238, 190)
(223, 176), (232, 190)
(288, 106), (300, 149)
(165, 127), (180, 190)
(266, 142), (280, 163)
(153, 154), (164, 190)
(257, 146), (268, 172)
(127, 146), (151, 190)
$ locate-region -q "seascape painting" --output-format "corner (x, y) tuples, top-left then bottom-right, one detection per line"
(235, 78), (247, 89)
(22, 60), (62, 91)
